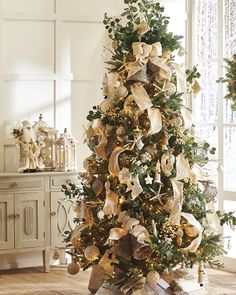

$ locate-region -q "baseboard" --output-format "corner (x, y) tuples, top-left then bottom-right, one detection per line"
(0, 251), (48, 270)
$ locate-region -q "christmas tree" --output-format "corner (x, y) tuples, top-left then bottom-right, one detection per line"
(63, 0), (236, 293)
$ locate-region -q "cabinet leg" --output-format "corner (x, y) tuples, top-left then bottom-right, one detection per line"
(42, 247), (50, 273)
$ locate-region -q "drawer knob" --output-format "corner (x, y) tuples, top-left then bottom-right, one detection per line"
(8, 214), (15, 219)
(50, 211), (56, 216)
(15, 214), (20, 219)
(9, 182), (18, 188)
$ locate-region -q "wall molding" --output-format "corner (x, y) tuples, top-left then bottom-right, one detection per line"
(3, 12), (102, 23)
(3, 72), (102, 82)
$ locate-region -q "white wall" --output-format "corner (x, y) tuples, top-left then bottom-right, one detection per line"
(0, 0), (185, 173)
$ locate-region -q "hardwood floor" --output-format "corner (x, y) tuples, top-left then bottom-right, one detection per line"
(0, 266), (235, 295)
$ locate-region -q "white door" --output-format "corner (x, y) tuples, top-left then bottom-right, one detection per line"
(190, 0), (236, 271)
(14, 192), (45, 249)
(50, 191), (75, 247)
(0, 194), (14, 250)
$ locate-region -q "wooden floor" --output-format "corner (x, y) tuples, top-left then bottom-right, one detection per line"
(0, 266), (235, 295)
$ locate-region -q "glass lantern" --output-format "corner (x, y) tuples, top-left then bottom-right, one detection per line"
(33, 114), (58, 171)
(55, 128), (78, 172)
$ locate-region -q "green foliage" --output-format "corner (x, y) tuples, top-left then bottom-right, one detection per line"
(186, 66), (201, 84)
(217, 54), (236, 111)
(103, 0), (182, 70)
(216, 210), (236, 226)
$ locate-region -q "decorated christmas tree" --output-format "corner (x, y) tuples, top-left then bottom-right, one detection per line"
(63, 0), (236, 293)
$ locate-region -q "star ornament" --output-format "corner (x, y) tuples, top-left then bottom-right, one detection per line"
(145, 174), (153, 185)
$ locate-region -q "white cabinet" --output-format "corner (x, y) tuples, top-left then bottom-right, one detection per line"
(0, 192), (45, 250)
(0, 172), (79, 271)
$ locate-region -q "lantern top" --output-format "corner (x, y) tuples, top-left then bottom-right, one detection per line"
(56, 128), (77, 145)
(34, 114), (58, 136)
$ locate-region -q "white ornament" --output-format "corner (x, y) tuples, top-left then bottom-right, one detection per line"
(97, 210), (105, 220)
(146, 270), (160, 284)
(84, 245), (100, 261)
(145, 174), (153, 185)
(163, 82), (176, 96)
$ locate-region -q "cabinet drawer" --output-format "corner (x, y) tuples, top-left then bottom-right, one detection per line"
(0, 177), (44, 191)
(50, 174), (80, 190)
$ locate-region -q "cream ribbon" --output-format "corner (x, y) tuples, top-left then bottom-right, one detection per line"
(147, 108), (162, 135)
(109, 211), (149, 244)
(175, 153), (191, 180)
(103, 180), (119, 216)
(181, 107), (193, 130)
(127, 42), (163, 78)
(169, 180), (184, 225)
(108, 146), (128, 176)
(102, 72), (119, 98)
(130, 83), (153, 111)
(171, 62), (187, 94)
(93, 123), (108, 159)
(168, 154), (191, 225)
(180, 212), (203, 253)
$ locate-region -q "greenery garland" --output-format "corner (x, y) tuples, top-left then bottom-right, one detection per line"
(217, 54), (236, 111)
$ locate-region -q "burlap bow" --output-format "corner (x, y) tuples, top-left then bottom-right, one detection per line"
(109, 211), (149, 244)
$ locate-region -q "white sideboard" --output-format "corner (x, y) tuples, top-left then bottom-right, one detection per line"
(0, 171), (79, 272)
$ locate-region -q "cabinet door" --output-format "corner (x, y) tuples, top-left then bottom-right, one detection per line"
(15, 192), (45, 249)
(0, 194), (14, 250)
(50, 192), (76, 247)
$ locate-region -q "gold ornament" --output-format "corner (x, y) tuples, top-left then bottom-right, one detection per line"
(84, 245), (100, 261)
(146, 270), (160, 284)
(67, 261), (80, 275)
(119, 195), (126, 204)
(191, 79), (201, 95)
(184, 224), (199, 238)
(115, 85), (128, 99)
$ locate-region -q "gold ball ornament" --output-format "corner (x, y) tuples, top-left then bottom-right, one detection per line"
(67, 261), (80, 275)
(115, 85), (128, 99)
(84, 245), (100, 261)
(146, 270), (160, 284)
(184, 225), (199, 238)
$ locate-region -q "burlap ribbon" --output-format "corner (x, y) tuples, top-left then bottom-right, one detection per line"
(103, 180), (119, 216)
(169, 180), (184, 225)
(109, 211), (149, 244)
(108, 146), (128, 176)
(167, 153), (204, 252)
(180, 212), (203, 253)
(93, 122), (108, 159)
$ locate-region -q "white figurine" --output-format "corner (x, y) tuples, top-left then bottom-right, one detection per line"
(16, 120), (45, 172)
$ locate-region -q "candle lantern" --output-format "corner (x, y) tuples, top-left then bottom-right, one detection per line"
(33, 114), (58, 171)
(55, 128), (78, 172)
